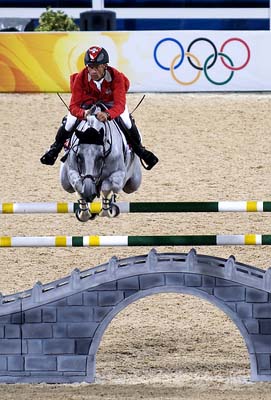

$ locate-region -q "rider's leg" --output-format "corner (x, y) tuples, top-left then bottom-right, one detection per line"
(120, 107), (158, 170)
(40, 114), (77, 165)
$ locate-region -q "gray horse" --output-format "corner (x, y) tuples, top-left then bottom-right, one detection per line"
(60, 104), (142, 221)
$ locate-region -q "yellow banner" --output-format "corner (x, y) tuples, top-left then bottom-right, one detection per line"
(0, 31), (130, 92)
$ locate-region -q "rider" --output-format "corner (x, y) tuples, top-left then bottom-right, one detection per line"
(40, 45), (158, 170)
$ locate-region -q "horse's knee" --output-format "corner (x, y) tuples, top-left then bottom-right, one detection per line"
(123, 177), (141, 193)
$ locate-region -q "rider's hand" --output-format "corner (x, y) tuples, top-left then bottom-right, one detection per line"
(96, 111), (110, 122)
(84, 109), (92, 119)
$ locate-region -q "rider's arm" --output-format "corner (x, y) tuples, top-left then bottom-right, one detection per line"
(106, 70), (130, 120)
(69, 70), (89, 120)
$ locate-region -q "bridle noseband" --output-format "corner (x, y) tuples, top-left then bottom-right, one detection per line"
(76, 120), (113, 195)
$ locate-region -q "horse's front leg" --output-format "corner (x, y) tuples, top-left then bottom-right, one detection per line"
(100, 171), (125, 217)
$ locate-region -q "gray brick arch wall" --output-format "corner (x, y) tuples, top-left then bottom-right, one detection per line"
(0, 248), (271, 383)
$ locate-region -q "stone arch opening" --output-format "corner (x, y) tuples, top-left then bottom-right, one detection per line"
(90, 287), (251, 383)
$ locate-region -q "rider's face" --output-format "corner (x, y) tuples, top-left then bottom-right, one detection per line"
(87, 64), (106, 81)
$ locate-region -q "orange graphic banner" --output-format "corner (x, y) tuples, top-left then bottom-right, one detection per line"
(0, 31), (130, 92)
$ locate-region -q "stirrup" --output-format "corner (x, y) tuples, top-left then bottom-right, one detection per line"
(140, 150), (159, 170)
(40, 144), (62, 166)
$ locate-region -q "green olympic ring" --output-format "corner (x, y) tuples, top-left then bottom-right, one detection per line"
(204, 52), (234, 85)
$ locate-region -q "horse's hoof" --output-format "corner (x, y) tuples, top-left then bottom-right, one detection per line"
(108, 204), (120, 218)
(75, 209), (94, 222)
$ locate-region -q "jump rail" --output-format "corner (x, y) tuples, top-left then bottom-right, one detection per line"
(1, 234), (271, 247)
(1, 201), (271, 214)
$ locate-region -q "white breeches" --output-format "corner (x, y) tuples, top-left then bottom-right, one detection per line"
(120, 105), (132, 129)
(65, 105), (134, 131)
(65, 113), (78, 131)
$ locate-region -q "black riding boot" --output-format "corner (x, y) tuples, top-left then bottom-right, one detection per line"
(126, 118), (159, 170)
(40, 125), (71, 166)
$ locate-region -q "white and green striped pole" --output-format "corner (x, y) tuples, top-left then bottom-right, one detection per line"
(0, 234), (270, 247)
(1, 201), (271, 214)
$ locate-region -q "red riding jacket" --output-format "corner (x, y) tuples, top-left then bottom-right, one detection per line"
(69, 66), (130, 120)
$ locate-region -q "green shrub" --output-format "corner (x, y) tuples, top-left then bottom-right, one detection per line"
(35, 7), (79, 31)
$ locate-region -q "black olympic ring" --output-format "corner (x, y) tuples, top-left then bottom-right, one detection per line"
(154, 37), (251, 86)
(187, 38), (218, 71)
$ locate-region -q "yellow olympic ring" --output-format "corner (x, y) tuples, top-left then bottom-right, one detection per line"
(170, 52), (201, 86)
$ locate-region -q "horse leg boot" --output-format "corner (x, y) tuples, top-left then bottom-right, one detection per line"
(40, 124), (71, 166)
(125, 117), (159, 170)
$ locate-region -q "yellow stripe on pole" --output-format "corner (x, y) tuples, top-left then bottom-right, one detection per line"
(245, 234), (257, 245)
(2, 203), (14, 214)
(88, 235), (100, 246)
(55, 236), (67, 247)
(89, 202), (102, 214)
(0, 237), (11, 246)
(246, 201), (257, 212)
(57, 203), (69, 213)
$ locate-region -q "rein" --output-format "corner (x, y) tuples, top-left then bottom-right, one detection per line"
(77, 120), (113, 194)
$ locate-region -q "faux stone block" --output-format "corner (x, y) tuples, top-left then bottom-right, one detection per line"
(22, 324), (52, 339)
(257, 354), (271, 370)
(27, 340), (43, 354)
(0, 340), (21, 354)
(260, 320), (271, 334)
(117, 277), (139, 290)
(8, 356), (24, 371)
(98, 291), (123, 306)
(53, 324), (67, 338)
(67, 323), (98, 338)
(58, 356), (87, 372)
(42, 308), (57, 323)
(139, 274), (165, 290)
(75, 340), (92, 355)
(236, 303), (253, 318)
(43, 339), (75, 355)
(24, 309), (42, 323)
(254, 304), (271, 318)
(243, 319), (259, 334)
(165, 273), (185, 286)
(246, 288), (268, 303)
(83, 292), (98, 306)
(57, 307), (93, 322)
(67, 294), (83, 306)
(184, 274), (202, 287)
(93, 307), (112, 322)
(25, 356), (57, 371)
(5, 325), (21, 339)
(214, 286), (245, 302)
(0, 357), (7, 371)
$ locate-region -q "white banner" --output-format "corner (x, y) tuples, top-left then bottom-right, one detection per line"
(118, 31), (270, 92)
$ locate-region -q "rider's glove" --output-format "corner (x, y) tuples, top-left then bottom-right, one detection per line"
(84, 109), (92, 119)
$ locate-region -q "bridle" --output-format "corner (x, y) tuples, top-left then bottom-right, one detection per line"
(76, 120), (113, 197)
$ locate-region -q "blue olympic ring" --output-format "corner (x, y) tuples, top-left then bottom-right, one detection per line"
(153, 38), (185, 71)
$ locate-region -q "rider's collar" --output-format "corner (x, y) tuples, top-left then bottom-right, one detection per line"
(93, 77), (104, 91)
(104, 69), (112, 82)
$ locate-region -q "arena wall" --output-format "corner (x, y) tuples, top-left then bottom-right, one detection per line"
(0, 30), (270, 92)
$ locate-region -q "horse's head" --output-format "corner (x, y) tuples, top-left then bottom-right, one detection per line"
(75, 125), (106, 202)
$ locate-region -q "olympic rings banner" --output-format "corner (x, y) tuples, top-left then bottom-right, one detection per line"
(0, 30), (270, 92)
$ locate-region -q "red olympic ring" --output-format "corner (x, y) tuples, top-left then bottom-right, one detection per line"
(219, 38), (250, 71)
